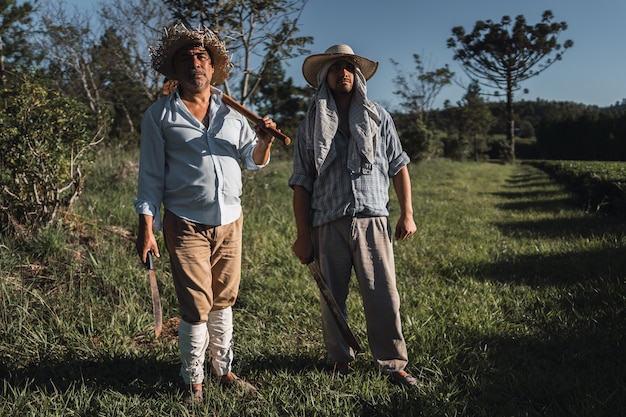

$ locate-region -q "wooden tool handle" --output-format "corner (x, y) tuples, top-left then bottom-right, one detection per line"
(307, 261), (362, 353)
(222, 94), (291, 146)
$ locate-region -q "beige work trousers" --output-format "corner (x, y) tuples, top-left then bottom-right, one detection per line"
(163, 211), (243, 384)
(163, 210), (242, 324)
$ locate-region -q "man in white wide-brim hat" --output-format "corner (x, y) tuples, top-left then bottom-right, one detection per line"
(135, 24), (278, 402)
(289, 44), (419, 388)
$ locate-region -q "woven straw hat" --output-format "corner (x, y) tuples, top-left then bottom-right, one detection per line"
(150, 24), (231, 86)
(302, 44), (378, 88)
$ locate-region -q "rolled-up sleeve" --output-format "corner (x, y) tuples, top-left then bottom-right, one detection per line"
(382, 109), (410, 176)
(288, 123), (315, 192)
(239, 117), (269, 171)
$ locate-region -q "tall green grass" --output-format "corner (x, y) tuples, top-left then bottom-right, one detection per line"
(0, 151), (624, 416)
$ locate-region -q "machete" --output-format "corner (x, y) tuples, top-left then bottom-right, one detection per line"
(307, 260), (362, 353)
(145, 251), (163, 338)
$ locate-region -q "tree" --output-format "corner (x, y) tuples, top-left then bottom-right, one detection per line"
(391, 54), (454, 161)
(164, 0), (312, 107)
(444, 81), (493, 160)
(251, 59), (312, 154)
(34, 4), (107, 118)
(91, 27), (152, 139)
(391, 53), (454, 123)
(31, 0), (168, 143)
(99, 0), (171, 105)
(0, 0), (35, 84)
(447, 10), (573, 161)
(93, 0), (172, 141)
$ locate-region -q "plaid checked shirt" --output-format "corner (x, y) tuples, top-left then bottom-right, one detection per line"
(289, 103), (409, 228)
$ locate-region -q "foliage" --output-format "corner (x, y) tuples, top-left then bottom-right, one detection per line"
(427, 99), (626, 161)
(164, 0), (313, 107)
(442, 81), (493, 161)
(529, 159), (626, 214)
(1, 155), (625, 416)
(16, 0), (624, 165)
(536, 106), (626, 161)
(30, 0), (171, 143)
(31, 4), (133, 145)
(390, 53), (454, 123)
(251, 59), (312, 156)
(0, 73), (102, 233)
(98, 0), (171, 104)
(392, 114), (442, 161)
(98, 0), (173, 140)
(447, 10), (573, 160)
(90, 27), (153, 142)
(390, 54), (452, 161)
(0, 0), (35, 82)
(28, 0), (312, 143)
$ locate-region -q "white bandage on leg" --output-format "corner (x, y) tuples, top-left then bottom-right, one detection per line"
(207, 307), (234, 377)
(178, 319), (209, 384)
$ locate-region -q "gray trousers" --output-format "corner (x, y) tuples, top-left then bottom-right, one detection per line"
(313, 216), (409, 373)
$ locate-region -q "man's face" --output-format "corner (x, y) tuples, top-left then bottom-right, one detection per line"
(173, 45), (214, 90)
(326, 59), (355, 95)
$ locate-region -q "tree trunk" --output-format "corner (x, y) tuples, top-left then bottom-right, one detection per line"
(0, 35), (5, 85)
(506, 77), (515, 161)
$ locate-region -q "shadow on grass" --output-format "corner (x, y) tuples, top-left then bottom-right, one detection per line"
(483, 168), (626, 284)
(0, 351), (329, 389)
(0, 350), (334, 399)
(454, 320), (625, 416)
(495, 215), (626, 239)
(501, 171), (555, 187)
(1, 354), (181, 398)
(444, 245), (626, 286)
(491, 169), (587, 214)
(434, 168), (626, 415)
(492, 189), (571, 200)
(1, 352), (426, 416)
(495, 197), (584, 214)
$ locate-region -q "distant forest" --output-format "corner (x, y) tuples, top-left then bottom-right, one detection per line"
(401, 99), (626, 162)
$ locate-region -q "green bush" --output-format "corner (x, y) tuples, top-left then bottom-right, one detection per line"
(0, 73), (102, 234)
(529, 160), (626, 214)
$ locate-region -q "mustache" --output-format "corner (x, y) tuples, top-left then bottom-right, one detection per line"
(189, 69), (206, 76)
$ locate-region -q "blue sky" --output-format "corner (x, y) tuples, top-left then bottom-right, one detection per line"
(286, 0), (626, 110)
(66, 0), (625, 110)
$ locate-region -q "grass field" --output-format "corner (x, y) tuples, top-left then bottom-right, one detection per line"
(1, 150), (624, 416)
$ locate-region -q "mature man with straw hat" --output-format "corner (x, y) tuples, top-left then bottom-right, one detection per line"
(135, 24), (277, 402)
(289, 44), (418, 387)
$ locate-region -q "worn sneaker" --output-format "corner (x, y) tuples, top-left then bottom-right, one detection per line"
(332, 362), (352, 376)
(181, 383), (204, 404)
(219, 372), (257, 395)
(389, 370), (418, 388)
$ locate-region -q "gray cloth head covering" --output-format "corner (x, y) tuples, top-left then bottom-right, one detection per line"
(303, 61), (381, 174)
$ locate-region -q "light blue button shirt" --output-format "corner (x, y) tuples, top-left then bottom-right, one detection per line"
(134, 87), (267, 230)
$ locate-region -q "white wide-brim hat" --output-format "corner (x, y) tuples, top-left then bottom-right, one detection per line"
(302, 44), (378, 88)
(150, 24), (232, 86)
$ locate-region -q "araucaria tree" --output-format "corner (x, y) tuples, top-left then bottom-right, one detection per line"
(447, 10), (573, 161)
